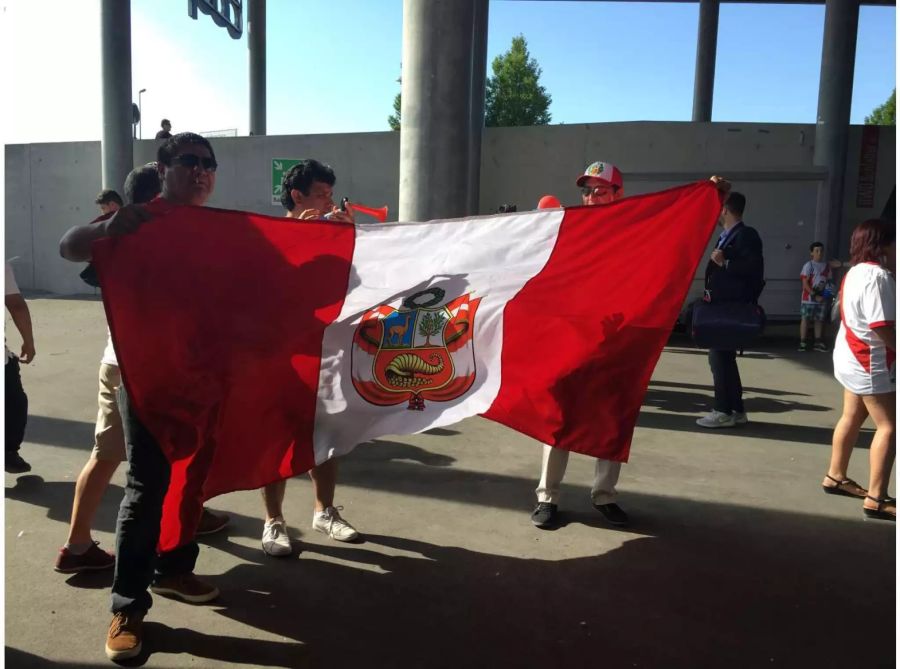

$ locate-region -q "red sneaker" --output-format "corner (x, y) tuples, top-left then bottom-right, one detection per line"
(55, 542), (115, 573)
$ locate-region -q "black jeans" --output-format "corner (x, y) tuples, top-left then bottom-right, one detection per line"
(111, 383), (199, 615)
(708, 349), (744, 414)
(5, 358), (28, 454)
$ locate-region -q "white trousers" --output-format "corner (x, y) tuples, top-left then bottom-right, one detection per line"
(535, 444), (621, 506)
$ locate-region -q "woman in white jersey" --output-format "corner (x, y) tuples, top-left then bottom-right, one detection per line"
(824, 219), (895, 521)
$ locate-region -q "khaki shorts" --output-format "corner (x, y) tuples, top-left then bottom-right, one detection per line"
(91, 362), (126, 462)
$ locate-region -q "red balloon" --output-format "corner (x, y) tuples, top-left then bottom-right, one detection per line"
(538, 195), (561, 209)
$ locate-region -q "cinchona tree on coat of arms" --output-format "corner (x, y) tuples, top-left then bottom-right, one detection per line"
(351, 287), (481, 411)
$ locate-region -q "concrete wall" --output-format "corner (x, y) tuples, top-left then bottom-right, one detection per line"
(132, 132), (401, 217)
(5, 122), (895, 318)
(5, 142), (105, 295)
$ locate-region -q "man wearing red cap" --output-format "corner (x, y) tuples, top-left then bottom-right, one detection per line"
(531, 160), (629, 530)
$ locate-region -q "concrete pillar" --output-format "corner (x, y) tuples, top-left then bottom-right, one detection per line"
(400, 0), (475, 221)
(691, 0), (719, 122)
(100, 0), (133, 191)
(813, 0), (859, 256)
(248, 0), (266, 136)
(467, 0), (489, 215)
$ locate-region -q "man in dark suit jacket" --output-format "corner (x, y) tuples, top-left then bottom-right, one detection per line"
(697, 191), (764, 428)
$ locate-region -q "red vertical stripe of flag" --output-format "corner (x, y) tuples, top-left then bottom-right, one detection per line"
(483, 181), (722, 460)
(93, 201), (356, 550)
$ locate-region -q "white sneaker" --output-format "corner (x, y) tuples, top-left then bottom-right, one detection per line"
(732, 411), (748, 425)
(261, 517), (292, 557)
(312, 506), (359, 542)
(696, 410), (736, 429)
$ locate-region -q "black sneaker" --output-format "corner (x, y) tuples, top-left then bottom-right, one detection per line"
(5, 452), (31, 474)
(797, 341), (809, 352)
(813, 340), (828, 352)
(196, 508), (229, 536)
(530, 502), (558, 529)
(593, 503), (629, 527)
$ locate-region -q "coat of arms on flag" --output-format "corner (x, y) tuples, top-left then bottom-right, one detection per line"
(351, 287), (481, 410)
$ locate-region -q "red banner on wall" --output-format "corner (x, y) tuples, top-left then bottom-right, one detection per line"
(856, 125), (880, 209)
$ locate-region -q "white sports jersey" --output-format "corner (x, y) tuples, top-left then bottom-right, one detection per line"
(833, 262), (896, 395)
(800, 260), (831, 304)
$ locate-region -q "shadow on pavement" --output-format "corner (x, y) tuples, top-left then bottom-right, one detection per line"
(666, 347), (776, 360)
(118, 624), (305, 668)
(21, 415), (94, 450)
(7, 441), (893, 667)
(643, 386), (829, 415)
(421, 427), (461, 437)
(349, 439), (456, 467)
(7, 423), (877, 558)
(5, 476), (123, 535)
(635, 411), (873, 449)
(136, 497), (893, 669)
(648, 379), (811, 397)
(6, 647), (102, 668)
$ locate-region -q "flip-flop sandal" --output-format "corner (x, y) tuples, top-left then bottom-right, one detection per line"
(863, 495), (896, 521)
(822, 474), (867, 499)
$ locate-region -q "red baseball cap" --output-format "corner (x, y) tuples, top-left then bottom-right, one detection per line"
(576, 161), (623, 189)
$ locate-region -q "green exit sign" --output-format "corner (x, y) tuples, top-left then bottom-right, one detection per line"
(271, 158), (302, 206)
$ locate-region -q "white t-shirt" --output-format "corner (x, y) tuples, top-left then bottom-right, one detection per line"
(101, 329), (118, 367)
(6, 262), (20, 360)
(833, 262), (896, 395)
(800, 260), (831, 304)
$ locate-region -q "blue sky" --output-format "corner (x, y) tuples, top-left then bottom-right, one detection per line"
(5, 0), (896, 143)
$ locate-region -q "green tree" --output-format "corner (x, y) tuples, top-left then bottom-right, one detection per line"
(865, 89), (895, 126)
(485, 35), (552, 128)
(417, 311), (446, 347)
(388, 92), (401, 131)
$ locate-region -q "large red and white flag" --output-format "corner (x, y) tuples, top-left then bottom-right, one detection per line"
(93, 181), (722, 549)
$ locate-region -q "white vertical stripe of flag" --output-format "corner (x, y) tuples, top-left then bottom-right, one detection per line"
(312, 210), (566, 464)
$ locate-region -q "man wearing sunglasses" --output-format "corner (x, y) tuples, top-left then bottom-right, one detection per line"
(577, 161), (624, 207)
(531, 160), (629, 531)
(59, 132), (221, 662)
(256, 159), (360, 559)
(56, 162), (228, 576)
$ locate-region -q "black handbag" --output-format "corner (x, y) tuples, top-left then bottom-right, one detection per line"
(691, 301), (766, 349)
(79, 263), (100, 288)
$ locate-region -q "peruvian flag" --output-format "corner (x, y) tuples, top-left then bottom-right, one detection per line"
(93, 181), (722, 550)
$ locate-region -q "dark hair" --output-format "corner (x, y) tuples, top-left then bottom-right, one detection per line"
(157, 132), (216, 167)
(95, 189), (123, 207)
(498, 204), (517, 213)
(280, 159), (336, 211)
(849, 218), (896, 265)
(809, 241), (824, 252)
(161, 119), (171, 127)
(724, 192), (746, 217)
(124, 162), (161, 205)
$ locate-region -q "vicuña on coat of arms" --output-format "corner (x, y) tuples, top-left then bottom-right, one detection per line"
(351, 287), (481, 410)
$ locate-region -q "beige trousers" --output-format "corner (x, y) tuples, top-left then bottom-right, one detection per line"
(535, 444), (621, 506)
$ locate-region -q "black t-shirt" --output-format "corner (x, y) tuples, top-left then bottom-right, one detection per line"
(155, 130), (172, 139)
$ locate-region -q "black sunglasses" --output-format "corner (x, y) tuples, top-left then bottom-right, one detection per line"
(580, 184), (616, 197)
(171, 154), (218, 172)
